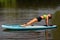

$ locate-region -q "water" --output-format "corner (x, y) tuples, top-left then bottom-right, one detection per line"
(0, 6), (60, 40)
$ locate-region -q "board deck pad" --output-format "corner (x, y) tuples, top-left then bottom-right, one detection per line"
(1, 24), (57, 30)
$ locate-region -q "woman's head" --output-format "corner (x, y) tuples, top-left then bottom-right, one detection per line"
(48, 14), (52, 19)
(48, 14), (52, 17)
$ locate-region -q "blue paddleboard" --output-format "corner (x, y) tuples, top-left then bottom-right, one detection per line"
(1, 24), (57, 30)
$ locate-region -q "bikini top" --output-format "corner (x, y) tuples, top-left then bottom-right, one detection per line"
(43, 14), (52, 19)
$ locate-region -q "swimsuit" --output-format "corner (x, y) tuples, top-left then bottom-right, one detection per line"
(37, 14), (52, 22)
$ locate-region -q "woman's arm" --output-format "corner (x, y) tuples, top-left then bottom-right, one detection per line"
(45, 16), (49, 26)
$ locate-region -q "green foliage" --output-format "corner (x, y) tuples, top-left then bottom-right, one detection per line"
(0, 0), (16, 8)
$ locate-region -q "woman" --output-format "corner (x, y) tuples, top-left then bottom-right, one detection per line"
(21, 14), (52, 26)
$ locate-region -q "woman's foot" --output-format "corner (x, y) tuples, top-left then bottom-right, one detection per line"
(21, 24), (31, 27)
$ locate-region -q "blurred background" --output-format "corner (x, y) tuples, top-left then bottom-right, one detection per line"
(0, 0), (60, 40)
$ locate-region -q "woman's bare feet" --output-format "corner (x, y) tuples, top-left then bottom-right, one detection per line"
(21, 24), (31, 27)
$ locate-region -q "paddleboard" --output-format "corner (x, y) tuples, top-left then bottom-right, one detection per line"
(1, 24), (57, 30)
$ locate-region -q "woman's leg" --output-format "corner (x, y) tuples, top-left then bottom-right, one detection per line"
(22, 18), (38, 26)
